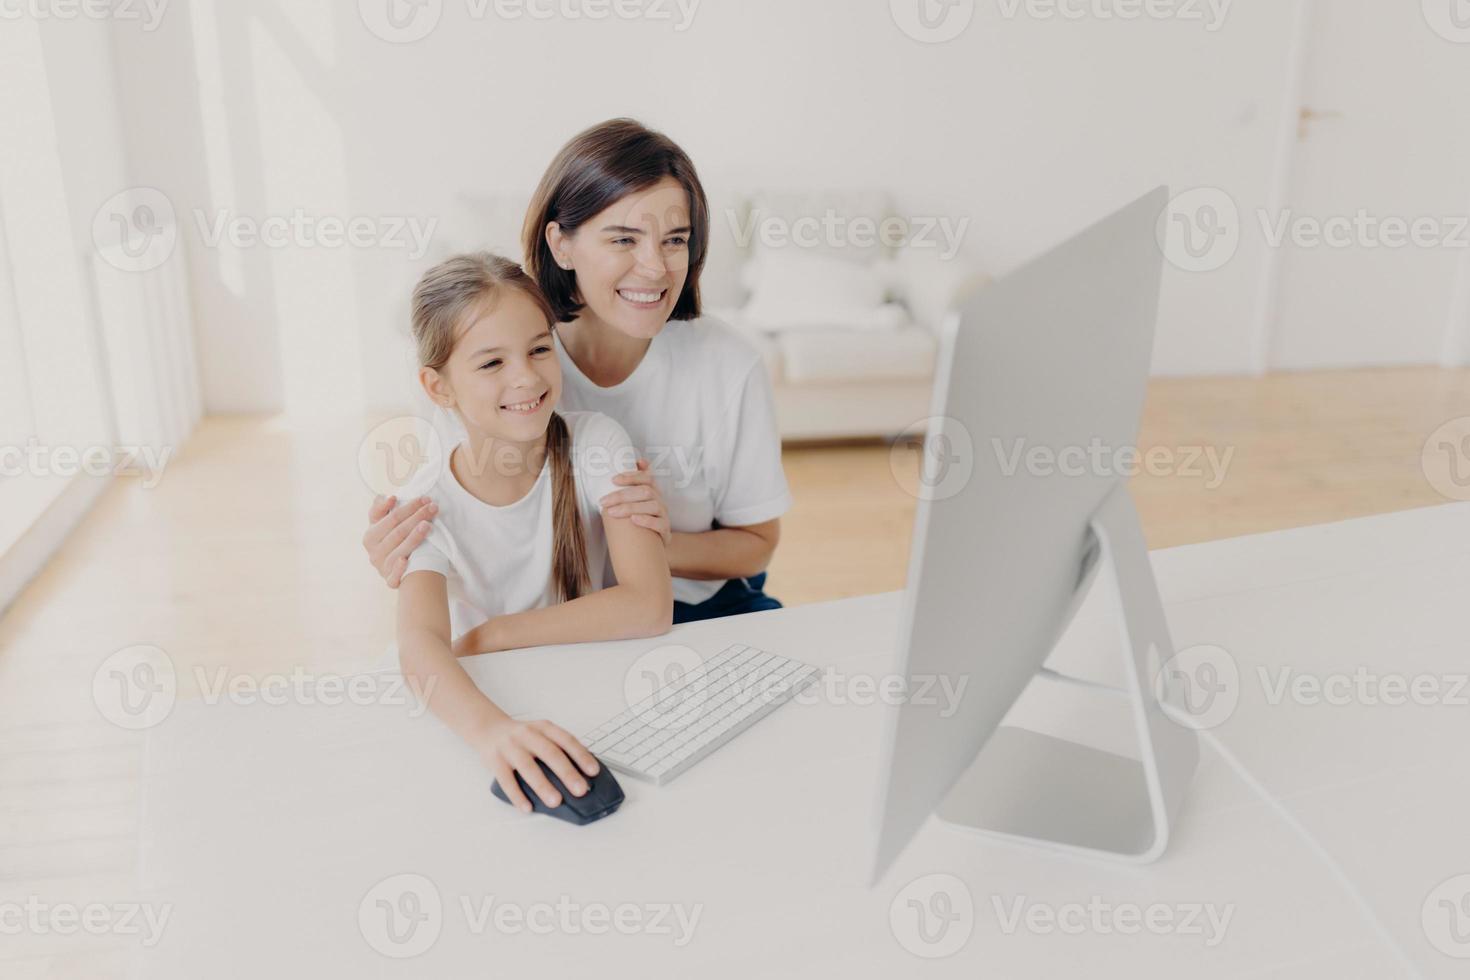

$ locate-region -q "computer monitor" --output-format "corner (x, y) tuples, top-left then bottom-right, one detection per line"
(870, 187), (1199, 883)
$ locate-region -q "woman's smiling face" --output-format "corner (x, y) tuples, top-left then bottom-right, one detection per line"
(548, 176), (691, 340)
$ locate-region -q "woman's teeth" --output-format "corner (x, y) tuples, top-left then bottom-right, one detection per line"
(500, 393), (544, 414)
(618, 288), (665, 305)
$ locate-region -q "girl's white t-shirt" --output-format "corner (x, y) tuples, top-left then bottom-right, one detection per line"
(403, 410), (637, 641)
(436, 316), (792, 605)
(557, 316), (791, 603)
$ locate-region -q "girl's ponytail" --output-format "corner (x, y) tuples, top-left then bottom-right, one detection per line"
(545, 410), (590, 603)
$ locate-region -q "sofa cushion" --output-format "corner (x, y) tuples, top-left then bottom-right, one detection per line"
(714, 311), (784, 384)
(744, 189), (895, 266)
(777, 326), (937, 384)
(740, 249), (904, 332)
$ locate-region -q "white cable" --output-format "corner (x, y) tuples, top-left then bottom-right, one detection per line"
(1161, 704), (1426, 979)
(1040, 666), (1425, 973)
(1035, 665), (1129, 696)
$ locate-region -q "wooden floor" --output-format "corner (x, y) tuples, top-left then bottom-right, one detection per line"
(771, 366), (1470, 605)
(1, 366), (1468, 975)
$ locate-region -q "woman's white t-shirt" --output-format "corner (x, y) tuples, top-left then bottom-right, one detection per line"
(403, 410), (637, 641)
(555, 316), (792, 604)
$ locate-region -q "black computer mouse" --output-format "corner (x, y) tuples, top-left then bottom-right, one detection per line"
(490, 756), (623, 825)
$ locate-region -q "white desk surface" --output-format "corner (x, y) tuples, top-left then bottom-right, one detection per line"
(135, 503), (1470, 978)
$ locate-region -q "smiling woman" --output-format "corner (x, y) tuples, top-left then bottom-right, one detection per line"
(524, 119), (706, 334)
(524, 119), (791, 620)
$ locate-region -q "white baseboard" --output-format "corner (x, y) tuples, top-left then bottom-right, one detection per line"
(0, 471), (111, 617)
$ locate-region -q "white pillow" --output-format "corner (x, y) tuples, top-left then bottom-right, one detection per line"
(744, 190), (895, 267)
(740, 250), (903, 331)
(890, 246), (989, 329)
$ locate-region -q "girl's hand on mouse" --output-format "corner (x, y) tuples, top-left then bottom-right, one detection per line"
(363, 494), (438, 587)
(599, 459), (671, 547)
(475, 718), (601, 814)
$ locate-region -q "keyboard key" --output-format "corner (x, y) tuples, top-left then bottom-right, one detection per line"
(587, 643), (818, 785)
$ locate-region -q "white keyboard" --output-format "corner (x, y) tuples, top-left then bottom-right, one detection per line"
(581, 644), (820, 785)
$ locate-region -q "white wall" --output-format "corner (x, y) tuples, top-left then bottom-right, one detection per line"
(7, 17), (124, 452)
(101, 0), (1470, 417)
(0, 16), (139, 608)
(111, 0), (287, 415)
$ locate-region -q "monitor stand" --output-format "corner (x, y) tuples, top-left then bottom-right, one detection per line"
(934, 483), (1200, 862)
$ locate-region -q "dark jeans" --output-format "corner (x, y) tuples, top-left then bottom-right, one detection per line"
(672, 572), (783, 624)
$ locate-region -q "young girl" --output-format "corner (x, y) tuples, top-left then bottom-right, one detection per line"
(395, 252), (672, 814)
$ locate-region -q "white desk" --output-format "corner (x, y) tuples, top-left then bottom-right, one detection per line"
(135, 504), (1470, 979)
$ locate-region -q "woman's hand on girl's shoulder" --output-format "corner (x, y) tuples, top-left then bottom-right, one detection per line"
(363, 494), (438, 587)
(474, 717), (601, 813)
(599, 458), (671, 546)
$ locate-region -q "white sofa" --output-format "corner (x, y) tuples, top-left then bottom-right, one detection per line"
(704, 190), (988, 442)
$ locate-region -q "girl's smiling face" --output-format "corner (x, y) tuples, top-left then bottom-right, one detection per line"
(547, 176), (691, 340)
(424, 286), (562, 446)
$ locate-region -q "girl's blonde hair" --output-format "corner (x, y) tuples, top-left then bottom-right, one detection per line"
(411, 252), (590, 603)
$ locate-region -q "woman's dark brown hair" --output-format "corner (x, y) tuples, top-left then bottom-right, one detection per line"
(410, 252), (590, 603)
(522, 117), (709, 324)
